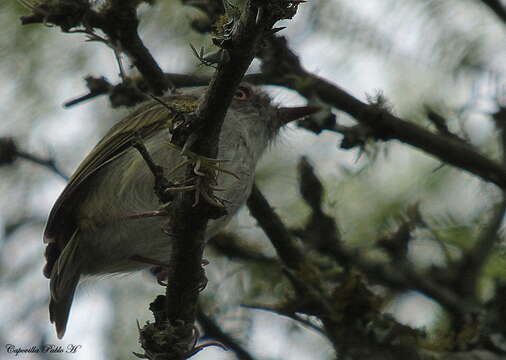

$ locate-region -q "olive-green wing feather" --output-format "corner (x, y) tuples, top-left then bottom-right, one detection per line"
(69, 103), (175, 192)
(44, 101), (176, 241)
(63, 94), (199, 194)
(42, 94), (199, 278)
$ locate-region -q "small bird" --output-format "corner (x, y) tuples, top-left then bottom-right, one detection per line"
(43, 83), (319, 338)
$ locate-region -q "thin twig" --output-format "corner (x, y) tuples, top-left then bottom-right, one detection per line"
(242, 304), (325, 335)
(197, 306), (256, 360)
(16, 150), (68, 181)
(208, 233), (278, 265)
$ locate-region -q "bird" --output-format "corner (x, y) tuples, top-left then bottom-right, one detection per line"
(43, 83), (320, 338)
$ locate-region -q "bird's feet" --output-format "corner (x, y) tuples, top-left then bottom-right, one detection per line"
(164, 142), (239, 208)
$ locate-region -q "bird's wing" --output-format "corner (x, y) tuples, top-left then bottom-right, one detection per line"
(43, 96), (197, 278)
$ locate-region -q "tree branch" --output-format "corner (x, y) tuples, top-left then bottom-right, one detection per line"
(257, 35), (506, 190)
(456, 106), (506, 299)
(197, 306), (256, 360)
(63, 73), (268, 108)
(247, 184), (305, 269)
(137, 1), (304, 358)
(457, 199), (506, 299)
(294, 156), (477, 317)
(477, 0), (506, 26)
(247, 183), (428, 359)
(20, 1), (170, 95)
(0, 137), (68, 181)
(208, 233), (278, 265)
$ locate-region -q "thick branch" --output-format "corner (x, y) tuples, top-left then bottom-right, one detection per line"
(96, 3), (170, 95)
(247, 183), (305, 270)
(20, 1), (170, 95)
(477, 0), (506, 26)
(163, 0), (260, 326)
(144, 1), (303, 358)
(258, 36), (506, 190)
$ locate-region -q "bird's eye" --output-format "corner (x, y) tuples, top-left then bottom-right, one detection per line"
(234, 86), (252, 101)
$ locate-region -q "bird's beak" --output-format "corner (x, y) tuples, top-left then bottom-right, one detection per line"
(277, 106), (322, 126)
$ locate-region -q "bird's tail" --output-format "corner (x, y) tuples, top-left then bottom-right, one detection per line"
(49, 231), (82, 339)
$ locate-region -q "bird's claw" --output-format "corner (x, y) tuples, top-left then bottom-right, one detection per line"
(164, 142), (238, 207)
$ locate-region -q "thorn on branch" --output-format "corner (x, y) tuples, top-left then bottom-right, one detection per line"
(190, 44), (230, 68)
(255, 5), (264, 25)
(268, 26), (287, 35)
